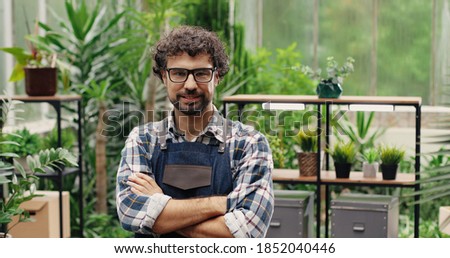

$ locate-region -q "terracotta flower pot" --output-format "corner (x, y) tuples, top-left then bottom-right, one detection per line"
(24, 67), (57, 96)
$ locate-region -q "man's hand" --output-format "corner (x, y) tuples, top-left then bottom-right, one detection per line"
(127, 172), (163, 196)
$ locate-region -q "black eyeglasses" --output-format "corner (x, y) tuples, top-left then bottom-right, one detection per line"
(166, 68), (216, 83)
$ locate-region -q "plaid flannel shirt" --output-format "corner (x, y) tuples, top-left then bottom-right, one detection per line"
(116, 108), (274, 238)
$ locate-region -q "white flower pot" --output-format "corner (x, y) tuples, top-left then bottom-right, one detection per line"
(362, 162), (379, 178)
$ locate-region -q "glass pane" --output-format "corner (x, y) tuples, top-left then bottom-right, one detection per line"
(433, 0), (450, 106)
(13, 0), (41, 122)
(251, 0), (434, 104)
(0, 2), (5, 93)
(262, 0), (315, 62)
(46, 0), (68, 30)
(319, 0), (372, 96)
(376, 0), (432, 102)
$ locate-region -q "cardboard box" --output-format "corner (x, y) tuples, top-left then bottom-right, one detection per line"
(439, 206), (450, 235)
(8, 190), (70, 238)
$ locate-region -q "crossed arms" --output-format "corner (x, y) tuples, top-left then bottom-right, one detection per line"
(127, 172), (233, 237)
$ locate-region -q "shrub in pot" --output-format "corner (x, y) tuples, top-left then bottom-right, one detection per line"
(294, 129), (318, 176)
(361, 148), (380, 178)
(379, 145), (405, 180)
(328, 141), (357, 178)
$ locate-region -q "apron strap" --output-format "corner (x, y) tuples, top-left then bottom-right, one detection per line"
(218, 117), (228, 154)
(159, 116), (169, 151)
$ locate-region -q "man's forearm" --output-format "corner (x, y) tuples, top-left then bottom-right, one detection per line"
(177, 216), (233, 238)
(152, 196), (227, 234)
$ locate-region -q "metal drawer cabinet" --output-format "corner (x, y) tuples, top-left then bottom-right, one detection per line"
(266, 190), (315, 238)
(331, 193), (399, 238)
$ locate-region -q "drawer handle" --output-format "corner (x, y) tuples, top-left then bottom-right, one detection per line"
(353, 223), (365, 232)
(270, 220), (281, 228)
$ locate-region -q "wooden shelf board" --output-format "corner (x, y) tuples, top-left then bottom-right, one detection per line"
(0, 95), (81, 101)
(223, 94), (421, 105)
(273, 169), (415, 186)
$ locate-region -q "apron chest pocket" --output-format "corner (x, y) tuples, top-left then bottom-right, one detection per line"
(163, 164), (212, 190)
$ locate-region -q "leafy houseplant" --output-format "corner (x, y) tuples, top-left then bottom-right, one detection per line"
(328, 141), (357, 178)
(266, 134), (286, 169)
(0, 148), (78, 237)
(0, 22), (58, 96)
(379, 145), (405, 180)
(294, 129), (319, 176)
(2, 128), (42, 172)
(333, 111), (386, 155)
(3, 128), (41, 157)
(361, 148), (380, 178)
(42, 127), (76, 151)
(302, 56), (355, 98)
(0, 97), (78, 237)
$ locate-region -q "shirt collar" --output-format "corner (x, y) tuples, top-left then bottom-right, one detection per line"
(164, 105), (228, 143)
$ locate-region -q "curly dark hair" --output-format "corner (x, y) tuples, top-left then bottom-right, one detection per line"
(152, 25), (229, 82)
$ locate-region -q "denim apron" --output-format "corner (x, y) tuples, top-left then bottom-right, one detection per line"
(136, 117), (233, 238)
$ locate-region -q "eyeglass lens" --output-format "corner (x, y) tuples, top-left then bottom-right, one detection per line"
(168, 68), (214, 83)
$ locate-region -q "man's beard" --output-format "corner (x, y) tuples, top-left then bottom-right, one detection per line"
(170, 91), (210, 116)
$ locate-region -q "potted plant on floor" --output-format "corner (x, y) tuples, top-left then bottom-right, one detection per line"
(301, 56), (355, 98)
(328, 141), (357, 178)
(361, 147), (380, 178)
(0, 22), (58, 96)
(379, 145), (405, 180)
(294, 129), (318, 176)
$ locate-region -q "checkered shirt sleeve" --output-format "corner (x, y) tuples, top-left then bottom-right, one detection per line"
(225, 123), (274, 237)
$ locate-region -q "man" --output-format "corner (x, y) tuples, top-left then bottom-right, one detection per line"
(116, 25), (274, 238)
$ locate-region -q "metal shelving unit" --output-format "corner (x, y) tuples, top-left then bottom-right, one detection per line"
(223, 94), (421, 238)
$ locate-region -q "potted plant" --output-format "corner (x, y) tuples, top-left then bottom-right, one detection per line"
(294, 129), (318, 176)
(328, 141), (357, 178)
(379, 145), (405, 180)
(301, 56), (355, 98)
(361, 147), (380, 178)
(0, 22), (58, 96)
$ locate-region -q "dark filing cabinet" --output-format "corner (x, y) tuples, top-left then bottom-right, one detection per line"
(331, 193), (399, 238)
(266, 190), (315, 238)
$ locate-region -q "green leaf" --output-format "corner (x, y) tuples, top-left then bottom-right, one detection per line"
(0, 47), (31, 65)
(0, 176), (11, 184)
(9, 63), (25, 82)
(0, 152), (20, 158)
(65, 0), (83, 40)
(14, 160), (27, 179)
